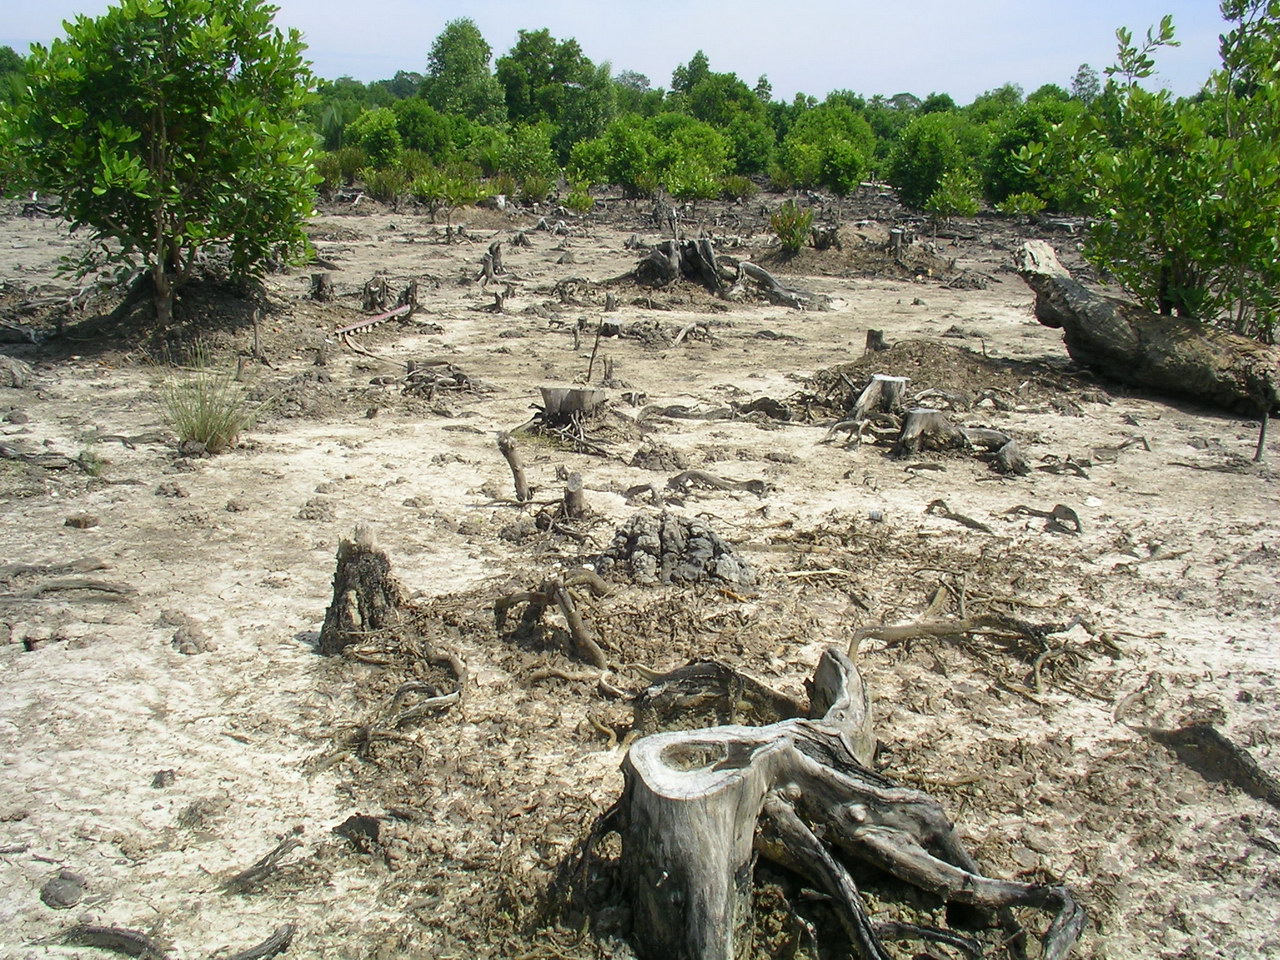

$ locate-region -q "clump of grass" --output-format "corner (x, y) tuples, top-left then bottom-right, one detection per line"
(78, 448), (106, 477)
(161, 370), (260, 454)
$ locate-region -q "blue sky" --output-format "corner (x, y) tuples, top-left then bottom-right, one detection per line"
(2, 1), (1227, 103)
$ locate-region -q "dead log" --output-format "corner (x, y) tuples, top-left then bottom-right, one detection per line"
(1016, 241), (1280, 414)
(488, 239), (504, 275)
(992, 439), (1030, 476)
(620, 647), (1084, 960)
(318, 524), (407, 656)
(309, 272), (334, 302)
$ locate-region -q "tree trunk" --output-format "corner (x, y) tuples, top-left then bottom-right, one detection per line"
(318, 524), (407, 656)
(1016, 241), (1280, 414)
(153, 266), (174, 327)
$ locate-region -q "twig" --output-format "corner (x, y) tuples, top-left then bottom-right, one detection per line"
(222, 837), (302, 893)
(223, 924), (298, 960)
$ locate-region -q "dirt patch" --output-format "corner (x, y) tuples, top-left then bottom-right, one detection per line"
(0, 193), (1277, 960)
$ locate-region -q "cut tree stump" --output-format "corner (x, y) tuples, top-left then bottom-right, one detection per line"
(309, 272), (334, 302)
(618, 647), (1085, 960)
(318, 524), (407, 656)
(852, 374), (909, 422)
(894, 407), (967, 457)
(1016, 240), (1280, 414)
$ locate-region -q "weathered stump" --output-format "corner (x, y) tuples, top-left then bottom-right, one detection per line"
(864, 328), (889, 353)
(496, 433), (530, 502)
(309, 272), (335, 302)
(619, 648), (1084, 960)
(852, 374), (909, 421)
(1016, 240), (1280, 414)
(318, 525), (407, 656)
(361, 276), (390, 313)
(893, 408), (967, 457)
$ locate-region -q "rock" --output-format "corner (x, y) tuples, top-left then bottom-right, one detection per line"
(64, 513), (99, 529)
(296, 497), (336, 522)
(0, 356), (34, 389)
(4, 408), (30, 424)
(40, 870), (85, 909)
(172, 620), (214, 655)
(151, 769), (177, 788)
(155, 481), (189, 498)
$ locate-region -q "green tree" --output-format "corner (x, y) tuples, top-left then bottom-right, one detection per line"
(0, 45), (24, 104)
(1071, 63), (1101, 105)
(671, 50), (710, 94)
(347, 106), (402, 168)
(1, 0), (316, 327)
(424, 18), (506, 125)
(777, 103), (875, 193)
(889, 111), (991, 208)
(1039, 5), (1280, 337)
(985, 98), (1082, 202)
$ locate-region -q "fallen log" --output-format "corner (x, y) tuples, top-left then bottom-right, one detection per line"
(618, 648), (1084, 960)
(1015, 241), (1279, 414)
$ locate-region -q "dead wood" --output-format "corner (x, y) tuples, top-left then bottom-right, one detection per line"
(852, 374), (909, 422)
(925, 498), (993, 533)
(864, 329), (888, 353)
(991, 440), (1031, 476)
(618, 647), (1084, 960)
(563, 471), (587, 519)
(223, 923), (297, 960)
(309, 272), (334, 302)
(494, 571), (612, 669)
(361, 276), (389, 313)
(223, 836), (303, 893)
(318, 525), (408, 656)
(1016, 241), (1280, 415)
(667, 470), (772, 497)
(1148, 723), (1280, 810)
(497, 433), (531, 502)
(58, 924), (166, 958)
(627, 239), (830, 310)
(1006, 503), (1083, 534)
(893, 408), (967, 457)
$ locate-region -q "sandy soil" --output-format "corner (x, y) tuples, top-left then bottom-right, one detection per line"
(0, 193), (1277, 960)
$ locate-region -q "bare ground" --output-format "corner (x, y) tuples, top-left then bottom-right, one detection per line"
(0, 193), (1278, 960)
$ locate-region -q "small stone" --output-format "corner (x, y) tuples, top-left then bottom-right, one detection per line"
(225, 499), (249, 513)
(40, 870), (85, 909)
(151, 769), (177, 788)
(64, 513), (99, 529)
(155, 481), (189, 498)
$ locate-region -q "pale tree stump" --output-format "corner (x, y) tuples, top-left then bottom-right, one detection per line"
(852, 374), (909, 421)
(318, 524), (407, 656)
(893, 407), (967, 457)
(618, 649), (1084, 960)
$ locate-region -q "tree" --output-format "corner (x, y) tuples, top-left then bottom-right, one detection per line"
(889, 112), (991, 208)
(0, 45), (24, 104)
(777, 104), (875, 193)
(1071, 64), (1101, 105)
(1, 0), (316, 327)
(1038, 5), (1280, 338)
(424, 18), (506, 126)
(347, 107), (402, 169)
(671, 50), (710, 94)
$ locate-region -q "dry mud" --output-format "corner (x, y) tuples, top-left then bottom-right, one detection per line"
(0, 194), (1277, 960)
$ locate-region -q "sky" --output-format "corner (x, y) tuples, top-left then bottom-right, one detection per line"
(1, 1), (1228, 104)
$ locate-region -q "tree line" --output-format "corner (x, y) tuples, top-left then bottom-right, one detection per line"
(0, 0), (1276, 340)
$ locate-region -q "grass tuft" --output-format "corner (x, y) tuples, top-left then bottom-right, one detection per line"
(161, 370), (260, 454)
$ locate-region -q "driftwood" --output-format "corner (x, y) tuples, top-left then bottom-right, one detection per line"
(494, 571), (613, 669)
(618, 648), (1084, 960)
(1016, 241), (1280, 415)
(318, 525), (407, 656)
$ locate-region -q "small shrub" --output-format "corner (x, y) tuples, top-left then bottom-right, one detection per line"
(720, 175), (758, 202)
(519, 174), (555, 204)
(332, 146), (367, 184)
(162, 371), (259, 455)
(488, 172), (518, 199)
(78, 448), (106, 477)
(563, 187), (595, 215)
(771, 200), (814, 253)
(995, 191), (1047, 216)
(924, 170), (981, 220)
(399, 149), (434, 180)
(347, 107), (402, 169)
(362, 167), (409, 206)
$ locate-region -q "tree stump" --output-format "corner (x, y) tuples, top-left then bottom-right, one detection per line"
(864, 328), (889, 353)
(619, 648), (1084, 960)
(1016, 240), (1280, 414)
(563, 472), (586, 519)
(852, 374), (909, 421)
(496, 433), (530, 502)
(362, 276), (389, 313)
(309, 272), (334, 302)
(318, 524), (407, 656)
(540, 386), (607, 420)
(893, 408), (968, 457)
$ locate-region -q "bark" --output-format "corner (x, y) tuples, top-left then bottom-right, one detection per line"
(1016, 241), (1280, 414)
(894, 408), (968, 457)
(318, 525), (408, 656)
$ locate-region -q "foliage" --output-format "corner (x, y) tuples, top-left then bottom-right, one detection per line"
(966, 82), (1024, 123)
(985, 98), (1082, 202)
(1037, 4), (1280, 339)
(569, 113), (729, 197)
(888, 112), (990, 208)
(423, 18), (506, 125)
(671, 51), (710, 95)
(776, 104), (875, 193)
(162, 368), (260, 454)
(925, 170), (981, 220)
(519, 174), (555, 204)
(502, 122), (560, 181)
(362, 165), (409, 205)
(995, 191), (1048, 215)
(720, 174), (758, 201)
(1071, 64), (1101, 105)
(496, 29), (615, 160)
(771, 200), (813, 253)
(1, 0), (316, 326)
(410, 168), (484, 223)
(393, 98), (469, 161)
(347, 107), (402, 168)
(0, 46), (24, 104)
(563, 186), (594, 214)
